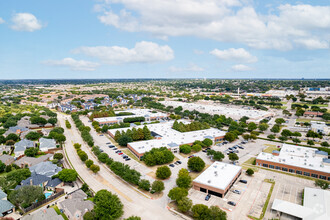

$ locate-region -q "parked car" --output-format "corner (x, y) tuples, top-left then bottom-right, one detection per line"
(99, 149), (104, 153)
(115, 150), (121, 153)
(106, 142), (111, 144)
(123, 155), (128, 159)
(241, 141), (247, 144)
(177, 161), (182, 164)
(239, 180), (248, 184)
(125, 158), (131, 161)
(202, 150), (207, 153)
(228, 147), (233, 150)
(109, 145), (115, 148)
(118, 152), (123, 155)
(169, 164), (175, 167)
(99, 134), (104, 136)
(188, 155), (195, 158)
(232, 146), (237, 149)
(238, 146), (244, 149)
(205, 194), (211, 201)
(233, 190), (241, 194)
(223, 141), (228, 144)
(228, 201), (236, 206)
(112, 148), (118, 150)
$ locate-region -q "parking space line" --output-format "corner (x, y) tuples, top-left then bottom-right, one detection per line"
(281, 184), (286, 200)
(248, 180), (264, 215)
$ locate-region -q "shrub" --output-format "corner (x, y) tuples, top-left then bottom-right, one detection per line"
(188, 157), (205, 172)
(156, 166), (172, 179)
(179, 144), (191, 154)
(138, 179), (151, 191)
(151, 180), (165, 193)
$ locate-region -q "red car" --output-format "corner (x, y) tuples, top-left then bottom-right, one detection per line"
(118, 152), (123, 155)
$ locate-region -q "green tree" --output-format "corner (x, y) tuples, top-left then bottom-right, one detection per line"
(192, 204), (210, 220)
(279, 136), (288, 142)
(78, 151), (88, 162)
(281, 129), (292, 137)
(83, 211), (96, 220)
(228, 153), (239, 162)
(275, 118), (285, 125)
(267, 134), (276, 140)
(292, 138), (301, 144)
(258, 123), (269, 132)
(202, 138), (213, 147)
(90, 164), (100, 174)
(246, 168), (254, 176)
(180, 144), (191, 154)
(307, 140), (314, 146)
(321, 142), (329, 147)
(94, 189), (124, 220)
(54, 153), (63, 160)
(98, 153), (109, 163)
(188, 157), (205, 172)
(6, 133), (19, 142)
(117, 135), (133, 147)
(25, 131), (42, 141)
(224, 132), (236, 142)
(24, 147), (39, 157)
(151, 180), (165, 193)
(85, 159), (94, 168)
(57, 169), (78, 182)
(176, 169), (192, 189)
(209, 206), (227, 220)
(247, 122), (257, 131)
(177, 197), (192, 213)
(138, 179), (151, 191)
(124, 216), (141, 220)
(8, 185), (45, 208)
(156, 166), (172, 179)
(168, 187), (188, 201)
(192, 144), (202, 152)
(48, 118), (57, 125)
(0, 161), (6, 173)
(270, 124), (281, 134)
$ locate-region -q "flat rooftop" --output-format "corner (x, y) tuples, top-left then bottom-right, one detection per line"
(193, 161), (242, 191)
(160, 101), (273, 120)
(272, 187), (330, 220)
(257, 144), (330, 174)
(94, 109), (167, 123)
(109, 120), (226, 154)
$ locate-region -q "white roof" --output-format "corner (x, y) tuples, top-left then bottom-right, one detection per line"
(94, 109), (167, 123)
(193, 161), (242, 191)
(160, 101), (273, 120)
(109, 120), (226, 154)
(272, 187), (330, 220)
(257, 144), (330, 174)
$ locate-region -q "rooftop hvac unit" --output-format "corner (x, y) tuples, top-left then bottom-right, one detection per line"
(207, 180), (211, 184)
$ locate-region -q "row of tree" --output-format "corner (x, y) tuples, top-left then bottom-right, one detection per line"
(114, 126), (153, 146)
(72, 113), (94, 147)
(172, 120), (210, 132)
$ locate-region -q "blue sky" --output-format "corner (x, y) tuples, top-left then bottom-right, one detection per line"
(0, 0), (329, 79)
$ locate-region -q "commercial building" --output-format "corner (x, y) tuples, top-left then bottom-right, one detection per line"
(192, 162), (242, 198)
(311, 121), (329, 135)
(160, 101), (274, 123)
(303, 111), (324, 117)
(94, 109), (168, 126)
(256, 144), (330, 180)
(271, 187), (330, 220)
(108, 120), (226, 159)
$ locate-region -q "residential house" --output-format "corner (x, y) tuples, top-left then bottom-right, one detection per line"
(39, 138), (57, 152)
(0, 189), (15, 217)
(15, 154), (53, 168)
(0, 145), (11, 155)
(14, 139), (35, 158)
(0, 155), (14, 165)
(30, 161), (62, 177)
(21, 208), (64, 220)
(59, 190), (94, 220)
(4, 126), (29, 137)
(45, 178), (63, 191)
(15, 173), (51, 190)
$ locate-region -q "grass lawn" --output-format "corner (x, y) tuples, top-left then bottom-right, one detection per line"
(281, 106), (287, 109)
(280, 101), (287, 104)
(243, 157), (256, 165)
(294, 103), (328, 107)
(52, 205), (69, 220)
(263, 145), (279, 153)
(296, 118), (324, 123)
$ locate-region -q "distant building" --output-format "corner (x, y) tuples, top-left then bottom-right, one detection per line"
(21, 208), (64, 220)
(303, 111), (324, 117)
(29, 161), (62, 177)
(271, 187), (330, 220)
(192, 161), (242, 198)
(310, 121), (329, 135)
(4, 126), (29, 137)
(14, 139), (35, 158)
(0, 189), (15, 217)
(256, 144), (330, 181)
(0, 155), (14, 165)
(15, 154), (53, 168)
(108, 120), (225, 159)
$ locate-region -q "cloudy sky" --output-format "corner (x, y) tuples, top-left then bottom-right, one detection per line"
(0, 0), (329, 79)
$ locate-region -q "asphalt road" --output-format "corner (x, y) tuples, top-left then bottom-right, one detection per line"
(58, 113), (182, 220)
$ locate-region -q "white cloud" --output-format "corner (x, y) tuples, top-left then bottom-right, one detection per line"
(169, 63), (204, 72)
(0, 18), (5, 24)
(231, 64), (253, 71)
(11, 13), (43, 32)
(210, 48), (258, 63)
(42, 58), (99, 71)
(193, 49), (204, 55)
(96, 1), (330, 50)
(72, 41), (174, 64)
(294, 38), (329, 50)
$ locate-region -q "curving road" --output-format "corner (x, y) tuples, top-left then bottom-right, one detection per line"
(57, 113), (182, 220)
